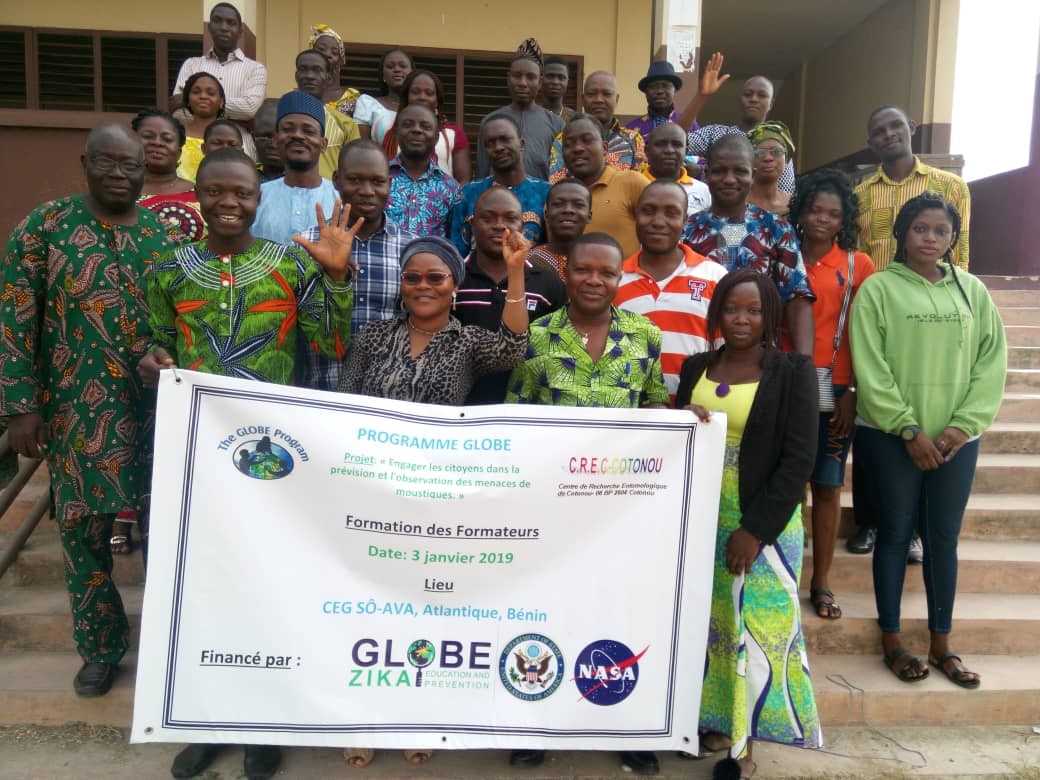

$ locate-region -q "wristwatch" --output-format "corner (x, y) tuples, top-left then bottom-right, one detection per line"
(900, 425), (922, 441)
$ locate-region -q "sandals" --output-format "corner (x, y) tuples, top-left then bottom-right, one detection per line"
(343, 748), (375, 768)
(809, 588), (842, 619)
(930, 652), (981, 689)
(110, 519), (136, 555)
(883, 646), (929, 682)
(342, 749), (433, 768)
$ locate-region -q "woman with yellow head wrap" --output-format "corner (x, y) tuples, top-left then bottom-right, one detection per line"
(748, 120), (795, 215)
(308, 23), (360, 116)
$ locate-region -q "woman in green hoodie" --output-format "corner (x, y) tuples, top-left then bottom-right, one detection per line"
(851, 192), (1006, 689)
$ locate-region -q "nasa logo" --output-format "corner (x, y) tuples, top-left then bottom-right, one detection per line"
(688, 279), (707, 301)
(498, 633), (564, 701)
(572, 639), (647, 705)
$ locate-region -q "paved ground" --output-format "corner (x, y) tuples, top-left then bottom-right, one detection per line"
(1, 723), (1038, 779)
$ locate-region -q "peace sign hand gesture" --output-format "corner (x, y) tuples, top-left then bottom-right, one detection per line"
(293, 200), (363, 282)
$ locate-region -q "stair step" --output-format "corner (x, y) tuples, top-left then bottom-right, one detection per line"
(989, 289), (1040, 307)
(1005, 325), (1040, 346)
(1008, 347), (1040, 369)
(980, 421), (1040, 452)
(1006, 368), (1040, 392)
(1, 526), (145, 587)
(801, 539), (1040, 594)
(0, 585), (142, 652)
(812, 653), (1040, 725)
(0, 649), (1035, 731)
(800, 591), (1040, 656)
(833, 492), (1040, 542)
(999, 307), (1040, 326)
(0, 463), (49, 533)
(841, 452), (1040, 494)
(0, 651), (136, 726)
(997, 392), (1040, 421)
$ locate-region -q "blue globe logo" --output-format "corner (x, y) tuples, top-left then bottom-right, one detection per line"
(233, 437), (294, 480)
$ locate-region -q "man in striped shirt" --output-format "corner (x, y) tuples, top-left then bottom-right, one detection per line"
(616, 181), (728, 401)
(171, 2), (267, 122)
(855, 105), (971, 271)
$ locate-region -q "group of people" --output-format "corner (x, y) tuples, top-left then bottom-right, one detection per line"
(0, 7), (1008, 780)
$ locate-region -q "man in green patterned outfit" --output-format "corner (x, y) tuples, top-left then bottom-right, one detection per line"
(137, 145), (357, 780)
(0, 124), (185, 697)
(506, 231), (670, 409)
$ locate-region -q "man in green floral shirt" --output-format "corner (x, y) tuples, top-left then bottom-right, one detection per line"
(137, 146), (358, 780)
(0, 124), (185, 697)
(139, 147), (357, 387)
(506, 232), (668, 409)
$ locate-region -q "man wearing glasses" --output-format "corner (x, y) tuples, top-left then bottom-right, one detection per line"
(0, 124), (185, 698)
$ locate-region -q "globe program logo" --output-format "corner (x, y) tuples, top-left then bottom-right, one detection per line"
(233, 436), (294, 480)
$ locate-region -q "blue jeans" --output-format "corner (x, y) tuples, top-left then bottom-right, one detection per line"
(854, 427), (979, 635)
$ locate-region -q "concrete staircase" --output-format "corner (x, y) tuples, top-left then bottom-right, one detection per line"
(802, 284), (1040, 727)
(0, 283), (1038, 732)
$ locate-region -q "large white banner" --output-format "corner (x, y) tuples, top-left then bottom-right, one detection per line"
(132, 370), (725, 751)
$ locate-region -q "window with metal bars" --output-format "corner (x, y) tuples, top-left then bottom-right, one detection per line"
(340, 43), (581, 147)
(0, 26), (202, 112)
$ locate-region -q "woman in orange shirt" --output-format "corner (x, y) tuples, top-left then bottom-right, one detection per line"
(788, 169), (875, 619)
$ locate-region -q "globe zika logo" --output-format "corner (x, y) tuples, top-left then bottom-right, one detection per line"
(572, 639), (647, 705)
(348, 637), (492, 689)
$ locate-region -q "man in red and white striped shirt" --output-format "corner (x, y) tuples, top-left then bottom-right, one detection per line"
(170, 2), (267, 122)
(616, 180), (728, 401)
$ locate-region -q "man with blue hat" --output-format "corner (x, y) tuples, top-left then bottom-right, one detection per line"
(253, 90), (339, 244)
(626, 60), (694, 145)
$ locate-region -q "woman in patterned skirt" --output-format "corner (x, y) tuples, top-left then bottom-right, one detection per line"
(676, 269), (821, 779)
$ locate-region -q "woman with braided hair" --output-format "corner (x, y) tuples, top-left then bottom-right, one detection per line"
(378, 69), (471, 182)
(787, 168), (875, 620)
(851, 192), (1005, 689)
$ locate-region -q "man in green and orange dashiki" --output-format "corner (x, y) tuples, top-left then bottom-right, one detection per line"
(139, 147), (357, 386)
(137, 144), (360, 780)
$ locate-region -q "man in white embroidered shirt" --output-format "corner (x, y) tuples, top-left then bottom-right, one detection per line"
(170, 2), (267, 122)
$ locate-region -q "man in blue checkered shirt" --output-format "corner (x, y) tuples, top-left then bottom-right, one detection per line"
(297, 139), (416, 390)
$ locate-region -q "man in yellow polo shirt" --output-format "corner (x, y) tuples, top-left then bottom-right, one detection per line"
(855, 105), (970, 271)
(559, 113), (649, 257)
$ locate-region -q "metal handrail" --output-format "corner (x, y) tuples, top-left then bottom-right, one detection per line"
(0, 431), (48, 581)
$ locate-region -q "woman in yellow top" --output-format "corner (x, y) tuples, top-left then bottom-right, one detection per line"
(176, 72), (227, 181)
(176, 73), (256, 182)
(676, 269), (820, 780)
(308, 24), (361, 118)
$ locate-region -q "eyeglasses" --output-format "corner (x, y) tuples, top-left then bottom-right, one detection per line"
(253, 134), (273, 142)
(401, 271), (452, 286)
(90, 155), (145, 175)
(753, 148), (785, 159)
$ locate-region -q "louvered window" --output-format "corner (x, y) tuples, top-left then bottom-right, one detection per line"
(101, 36), (156, 112)
(167, 37), (202, 97)
(341, 44), (582, 148)
(38, 33), (94, 111)
(1, 26), (202, 113)
(0, 30), (27, 108)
